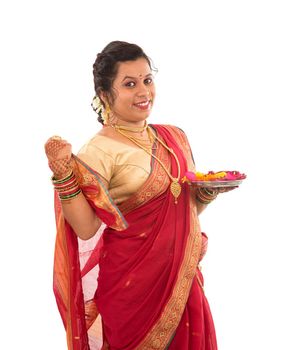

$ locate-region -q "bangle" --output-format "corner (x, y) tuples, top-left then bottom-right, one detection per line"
(59, 188), (82, 201)
(51, 170), (73, 184)
(196, 187), (218, 205)
(51, 170), (81, 201)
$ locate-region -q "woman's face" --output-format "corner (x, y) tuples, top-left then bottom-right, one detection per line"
(105, 58), (155, 126)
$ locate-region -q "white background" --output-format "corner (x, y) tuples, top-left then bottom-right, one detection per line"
(1, 0), (297, 349)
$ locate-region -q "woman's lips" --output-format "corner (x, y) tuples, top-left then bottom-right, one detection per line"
(133, 100), (152, 111)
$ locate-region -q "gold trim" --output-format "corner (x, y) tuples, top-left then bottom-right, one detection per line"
(133, 125), (203, 349)
(135, 200), (202, 349)
(196, 273), (205, 294)
(119, 138), (170, 215)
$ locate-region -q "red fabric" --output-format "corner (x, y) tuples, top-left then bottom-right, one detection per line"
(53, 125), (217, 350)
(167, 269), (217, 349)
(93, 126), (217, 349)
(54, 193), (90, 350)
(94, 125), (190, 348)
(96, 190), (188, 348)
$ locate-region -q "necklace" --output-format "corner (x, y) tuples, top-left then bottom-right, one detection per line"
(114, 126), (181, 203)
(113, 121), (148, 135)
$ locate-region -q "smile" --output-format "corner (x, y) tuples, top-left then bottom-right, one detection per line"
(133, 100), (152, 110)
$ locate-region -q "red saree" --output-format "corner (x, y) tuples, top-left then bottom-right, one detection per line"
(53, 125), (217, 350)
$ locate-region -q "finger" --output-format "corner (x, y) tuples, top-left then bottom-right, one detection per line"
(219, 186), (239, 193)
(44, 135), (63, 148)
(200, 187), (219, 196)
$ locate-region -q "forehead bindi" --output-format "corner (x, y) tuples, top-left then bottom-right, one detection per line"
(116, 58), (151, 81)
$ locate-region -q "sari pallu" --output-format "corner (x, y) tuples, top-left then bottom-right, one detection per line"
(53, 125), (217, 350)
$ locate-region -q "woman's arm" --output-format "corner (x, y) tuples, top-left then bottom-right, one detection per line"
(195, 186), (238, 215)
(60, 192), (102, 240)
(45, 136), (102, 240)
(196, 201), (208, 216)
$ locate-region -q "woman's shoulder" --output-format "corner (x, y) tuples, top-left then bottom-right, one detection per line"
(151, 124), (187, 138)
(151, 123), (185, 132)
(78, 132), (116, 160)
(153, 124), (192, 151)
(82, 126), (123, 148)
(78, 127), (139, 160)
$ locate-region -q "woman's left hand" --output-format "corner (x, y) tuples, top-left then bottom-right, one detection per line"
(201, 185), (239, 196)
(195, 185), (239, 206)
(217, 185), (239, 194)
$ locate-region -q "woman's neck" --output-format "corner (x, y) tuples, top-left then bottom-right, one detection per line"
(115, 119), (146, 128)
(113, 120), (148, 134)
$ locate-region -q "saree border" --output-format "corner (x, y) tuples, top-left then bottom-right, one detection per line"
(74, 155), (125, 219)
(119, 131), (170, 215)
(134, 125), (203, 350)
(73, 155), (128, 231)
(53, 124), (202, 350)
(135, 201), (201, 350)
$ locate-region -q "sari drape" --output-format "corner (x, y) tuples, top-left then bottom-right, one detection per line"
(53, 125), (217, 350)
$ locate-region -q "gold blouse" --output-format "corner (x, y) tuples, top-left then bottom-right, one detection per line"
(77, 135), (152, 204)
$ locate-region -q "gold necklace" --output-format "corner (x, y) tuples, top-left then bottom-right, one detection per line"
(119, 128), (156, 151)
(114, 127), (181, 204)
(113, 121), (148, 134)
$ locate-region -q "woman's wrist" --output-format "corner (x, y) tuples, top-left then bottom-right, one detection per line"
(196, 187), (219, 205)
(52, 170), (82, 201)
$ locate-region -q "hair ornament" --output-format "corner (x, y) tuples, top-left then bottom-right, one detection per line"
(91, 95), (103, 116)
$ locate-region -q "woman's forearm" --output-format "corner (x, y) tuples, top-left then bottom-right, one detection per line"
(61, 192), (102, 240)
(196, 201), (208, 216)
(44, 137), (102, 240)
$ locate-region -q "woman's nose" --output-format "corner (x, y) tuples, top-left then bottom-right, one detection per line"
(137, 84), (151, 97)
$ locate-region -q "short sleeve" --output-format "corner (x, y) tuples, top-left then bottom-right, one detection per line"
(77, 143), (114, 183)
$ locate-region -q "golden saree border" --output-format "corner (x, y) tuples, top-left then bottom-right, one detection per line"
(118, 136), (170, 215)
(54, 197), (76, 349)
(164, 125), (196, 173)
(54, 216), (68, 308)
(134, 125), (203, 350)
(135, 200), (202, 350)
(72, 155), (128, 231)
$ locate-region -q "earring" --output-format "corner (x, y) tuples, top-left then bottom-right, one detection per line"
(91, 96), (112, 125)
(102, 103), (111, 125)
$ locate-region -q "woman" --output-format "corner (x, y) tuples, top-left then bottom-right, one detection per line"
(45, 41), (229, 350)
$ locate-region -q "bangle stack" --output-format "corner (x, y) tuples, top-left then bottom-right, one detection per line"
(196, 187), (218, 205)
(52, 171), (81, 201)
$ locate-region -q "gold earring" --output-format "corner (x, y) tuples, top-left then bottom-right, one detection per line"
(102, 103), (111, 125)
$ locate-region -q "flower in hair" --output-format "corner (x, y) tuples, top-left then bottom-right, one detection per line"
(91, 96), (103, 116)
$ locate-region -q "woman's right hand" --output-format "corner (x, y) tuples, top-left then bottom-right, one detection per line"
(44, 136), (73, 179)
(45, 136), (102, 240)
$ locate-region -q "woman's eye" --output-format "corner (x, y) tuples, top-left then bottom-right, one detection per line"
(125, 81), (135, 87)
(144, 78), (153, 85)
